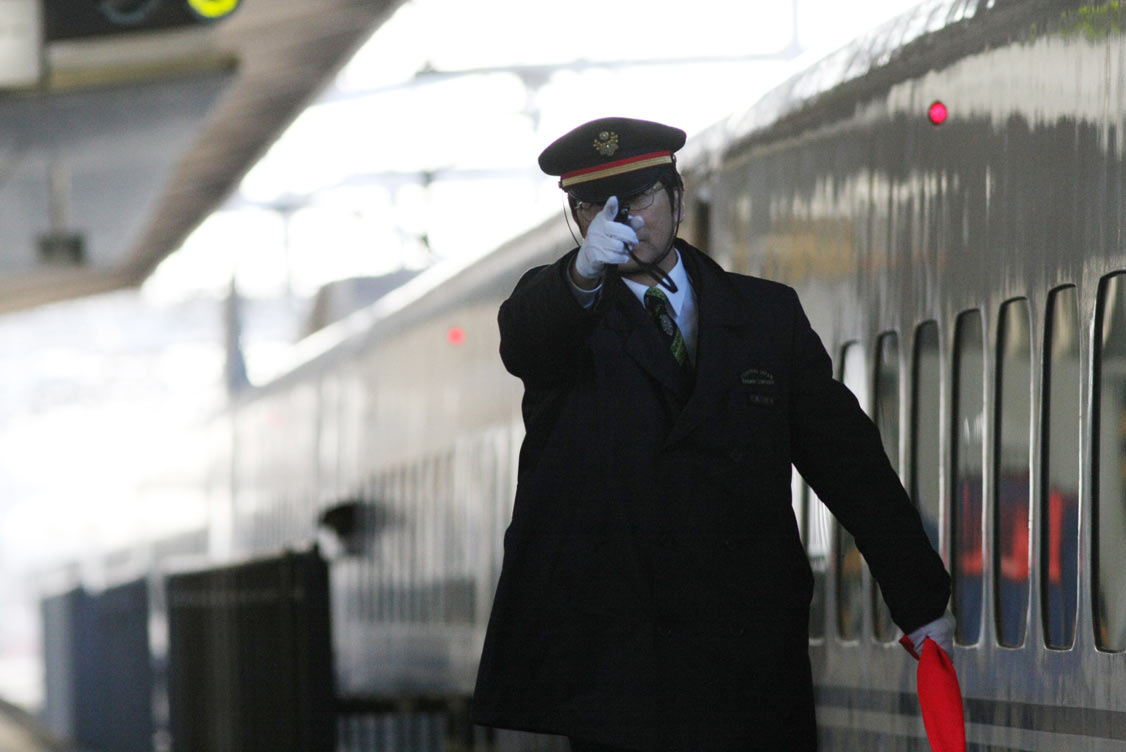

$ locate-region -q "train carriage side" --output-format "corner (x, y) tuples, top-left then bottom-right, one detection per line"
(705, 1), (1126, 749)
(205, 2), (1126, 749)
(219, 223), (584, 751)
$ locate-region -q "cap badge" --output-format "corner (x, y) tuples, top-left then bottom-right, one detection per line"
(593, 131), (619, 156)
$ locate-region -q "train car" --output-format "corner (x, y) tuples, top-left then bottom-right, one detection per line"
(693, 1), (1126, 748)
(209, 0), (1126, 749)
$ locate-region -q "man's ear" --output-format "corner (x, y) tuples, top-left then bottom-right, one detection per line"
(567, 197), (587, 237)
(571, 211), (589, 238)
(571, 206), (593, 238)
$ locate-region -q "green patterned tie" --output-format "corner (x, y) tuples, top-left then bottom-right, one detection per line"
(644, 287), (690, 371)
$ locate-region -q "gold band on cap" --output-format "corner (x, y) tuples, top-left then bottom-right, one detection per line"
(560, 151), (673, 188)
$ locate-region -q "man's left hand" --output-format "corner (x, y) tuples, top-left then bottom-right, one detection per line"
(901, 610), (955, 660)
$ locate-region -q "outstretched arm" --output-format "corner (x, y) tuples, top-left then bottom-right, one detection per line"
(786, 288), (951, 634)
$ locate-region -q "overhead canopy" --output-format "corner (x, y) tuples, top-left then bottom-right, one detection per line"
(0, 0), (405, 315)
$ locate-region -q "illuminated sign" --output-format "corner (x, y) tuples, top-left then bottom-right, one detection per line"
(185, 0), (241, 20)
(44, 0), (241, 40)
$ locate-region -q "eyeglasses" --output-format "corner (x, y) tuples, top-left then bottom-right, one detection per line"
(574, 183), (665, 224)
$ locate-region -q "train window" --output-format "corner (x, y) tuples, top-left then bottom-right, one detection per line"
(804, 481), (831, 640)
(791, 467), (806, 544)
(1043, 285), (1080, 649)
(364, 481), (379, 624)
(911, 321), (942, 552)
(798, 469), (827, 640)
(994, 298), (1032, 648)
(1094, 273), (1126, 652)
(729, 192), (753, 275)
(952, 310), (985, 646)
(375, 473), (390, 622)
(393, 464), (407, 622)
(872, 332), (899, 642)
(836, 342), (868, 641)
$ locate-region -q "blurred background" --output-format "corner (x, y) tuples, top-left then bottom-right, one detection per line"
(1, 0), (928, 712)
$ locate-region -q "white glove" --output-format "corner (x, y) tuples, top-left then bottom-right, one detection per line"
(574, 196), (644, 280)
(904, 610), (956, 659)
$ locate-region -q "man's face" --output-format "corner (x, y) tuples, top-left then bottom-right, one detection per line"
(575, 182), (682, 274)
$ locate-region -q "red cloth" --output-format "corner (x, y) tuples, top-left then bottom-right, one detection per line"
(901, 636), (966, 752)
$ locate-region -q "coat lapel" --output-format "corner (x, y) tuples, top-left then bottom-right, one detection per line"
(665, 245), (755, 446)
(596, 246), (757, 436)
(603, 276), (685, 397)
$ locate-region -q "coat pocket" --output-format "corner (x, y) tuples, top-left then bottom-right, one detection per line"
(739, 383), (789, 466)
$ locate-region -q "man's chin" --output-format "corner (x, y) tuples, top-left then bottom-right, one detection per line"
(618, 247), (658, 272)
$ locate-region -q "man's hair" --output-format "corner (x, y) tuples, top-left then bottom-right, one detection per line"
(658, 167), (684, 212)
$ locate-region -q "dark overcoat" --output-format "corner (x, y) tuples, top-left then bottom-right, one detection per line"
(471, 240), (950, 751)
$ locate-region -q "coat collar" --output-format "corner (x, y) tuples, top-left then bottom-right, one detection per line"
(604, 277), (683, 397)
(619, 249), (692, 318)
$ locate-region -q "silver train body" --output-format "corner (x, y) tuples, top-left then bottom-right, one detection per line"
(216, 0), (1126, 748)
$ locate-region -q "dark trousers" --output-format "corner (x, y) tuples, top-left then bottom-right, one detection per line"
(568, 739), (639, 752)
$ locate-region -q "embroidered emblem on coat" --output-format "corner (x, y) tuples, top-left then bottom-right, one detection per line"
(740, 368), (775, 386)
(593, 131), (619, 156)
(742, 368), (776, 406)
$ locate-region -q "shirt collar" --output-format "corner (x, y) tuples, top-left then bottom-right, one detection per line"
(621, 249), (690, 317)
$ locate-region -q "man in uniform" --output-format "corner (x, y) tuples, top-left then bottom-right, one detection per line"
(471, 117), (953, 751)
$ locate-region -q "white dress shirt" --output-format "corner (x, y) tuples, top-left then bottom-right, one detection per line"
(568, 249), (699, 365)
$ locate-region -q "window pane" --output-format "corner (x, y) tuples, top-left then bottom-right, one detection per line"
(836, 342), (868, 641)
(1044, 286), (1081, 649)
(872, 332), (899, 642)
(995, 299), (1032, 648)
(1095, 273), (1126, 652)
(953, 311), (985, 645)
(792, 466), (805, 543)
(912, 322), (942, 552)
(803, 480), (830, 640)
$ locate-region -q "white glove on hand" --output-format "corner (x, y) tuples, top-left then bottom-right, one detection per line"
(574, 196), (644, 280)
(904, 609), (956, 659)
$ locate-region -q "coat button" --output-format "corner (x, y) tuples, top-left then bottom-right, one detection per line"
(660, 533), (674, 547)
(724, 538), (738, 550)
(728, 448), (745, 462)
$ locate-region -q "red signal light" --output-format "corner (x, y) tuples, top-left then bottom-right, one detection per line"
(928, 101), (948, 125)
(447, 326), (465, 346)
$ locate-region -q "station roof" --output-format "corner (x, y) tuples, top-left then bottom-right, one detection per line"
(0, 0), (404, 315)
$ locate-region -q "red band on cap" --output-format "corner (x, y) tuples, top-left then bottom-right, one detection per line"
(560, 151), (673, 188)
